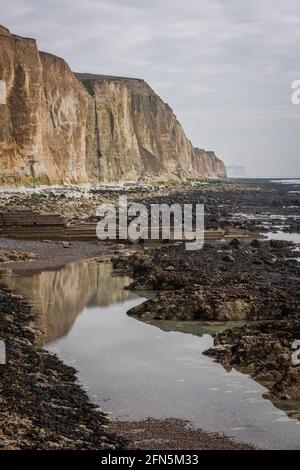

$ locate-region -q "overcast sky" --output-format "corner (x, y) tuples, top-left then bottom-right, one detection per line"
(2, 0), (300, 176)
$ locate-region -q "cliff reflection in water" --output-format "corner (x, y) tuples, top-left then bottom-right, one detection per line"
(6, 262), (135, 345)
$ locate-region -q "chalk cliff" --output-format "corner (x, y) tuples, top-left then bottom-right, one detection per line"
(0, 26), (226, 185)
(193, 148), (227, 178)
(0, 25), (93, 184)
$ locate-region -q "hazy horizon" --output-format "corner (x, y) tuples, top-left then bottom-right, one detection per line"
(1, 0), (300, 177)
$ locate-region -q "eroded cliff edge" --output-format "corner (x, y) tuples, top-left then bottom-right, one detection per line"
(0, 26), (226, 185)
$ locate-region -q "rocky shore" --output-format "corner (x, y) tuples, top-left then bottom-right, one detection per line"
(0, 178), (299, 448)
(109, 419), (255, 450)
(0, 238), (255, 450)
(112, 241), (300, 404)
(111, 178), (300, 411)
(0, 178), (299, 232)
(204, 320), (300, 406)
(113, 240), (299, 322)
(0, 284), (125, 449)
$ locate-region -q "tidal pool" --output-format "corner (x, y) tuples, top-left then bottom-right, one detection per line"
(6, 261), (300, 450)
(266, 231), (300, 244)
(271, 179), (300, 185)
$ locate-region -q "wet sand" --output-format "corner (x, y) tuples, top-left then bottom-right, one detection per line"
(0, 238), (121, 273)
(109, 419), (255, 450)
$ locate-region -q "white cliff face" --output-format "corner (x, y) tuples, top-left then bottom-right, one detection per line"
(193, 148), (227, 178)
(0, 25), (226, 186)
(0, 27), (93, 185)
(91, 79), (143, 182)
(79, 74), (226, 182)
(39, 52), (93, 183)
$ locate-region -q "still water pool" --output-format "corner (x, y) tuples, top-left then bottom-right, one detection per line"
(6, 261), (300, 450)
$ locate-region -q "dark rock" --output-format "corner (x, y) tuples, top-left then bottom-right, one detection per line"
(222, 254), (235, 262)
(228, 238), (240, 249)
